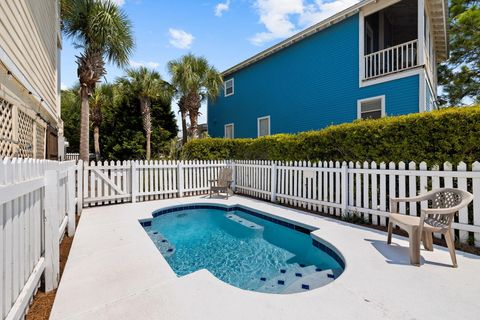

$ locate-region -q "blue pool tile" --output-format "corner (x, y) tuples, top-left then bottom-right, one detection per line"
(153, 231), (158, 235)
(301, 284), (310, 290)
(280, 269), (286, 274)
(315, 268), (322, 272)
(162, 240), (167, 243)
(294, 225), (311, 234)
(260, 277), (266, 281)
(277, 280), (285, 285)
(167, 248), (173, 252)
(327, 274), (335, 279)
(295, 273), (302, 277)
(299, 264), (305, 267)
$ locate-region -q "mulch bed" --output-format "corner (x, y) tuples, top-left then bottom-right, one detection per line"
(26, 224), (76, 319)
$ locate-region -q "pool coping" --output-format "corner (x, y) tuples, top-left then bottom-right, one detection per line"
(50, 195), (480, 320)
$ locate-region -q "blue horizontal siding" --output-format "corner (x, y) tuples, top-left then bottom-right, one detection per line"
(208, 14), (420, 138)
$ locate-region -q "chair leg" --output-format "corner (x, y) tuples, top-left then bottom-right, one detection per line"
(387, 221), (393, 244)
(444, 230), (458, 268)
(408, 228), (421, 266)
(423, 231), (433, 251)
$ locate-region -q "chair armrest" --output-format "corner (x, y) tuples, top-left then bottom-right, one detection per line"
(389, 190), (438, 213)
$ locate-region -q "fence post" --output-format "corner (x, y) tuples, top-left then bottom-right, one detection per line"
(271, 162), (277, 203)
(76, 160), (83, 214)
(67, 165), (76, 237)
(341, 162), (348, 216)
(44, 169), (60, 292)
(178, 161), (184, 197)
(131, 161), (138, 203)
(230, 160), (236, 192)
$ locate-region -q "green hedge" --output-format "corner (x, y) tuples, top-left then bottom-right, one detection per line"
(181, 106), (480, 165)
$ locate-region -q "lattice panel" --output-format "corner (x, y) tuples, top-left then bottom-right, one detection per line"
(35, 124), (45, 159)
(17, 109), (34, 158)
(0, 97), (15, 157)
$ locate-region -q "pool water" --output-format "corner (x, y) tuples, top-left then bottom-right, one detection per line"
(144, 206), (344, 294)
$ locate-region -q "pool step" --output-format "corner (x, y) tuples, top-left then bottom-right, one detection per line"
(281, 269), (338, 294)
(148, 231), (175, 257)
(255, 263), (338, 294)
(225, 213), (264, 231)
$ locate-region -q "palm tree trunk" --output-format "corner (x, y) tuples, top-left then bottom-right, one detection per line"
(181, 110), (188, 145)
(185, 92), (201, 139)
(140, 97), (152, 160)
(93, 125), (101, 161)
(188, 110), (198, 139)
(79, 85), (90, 162)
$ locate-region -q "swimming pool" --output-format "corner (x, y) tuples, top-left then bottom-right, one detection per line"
(142, 204), (344, 294)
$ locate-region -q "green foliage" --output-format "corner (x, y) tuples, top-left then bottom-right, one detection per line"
(61, 88), (81, 152)
(438, 0), (480, 105)
(182, 106), (480, 165)
(62, 85), (178, 160)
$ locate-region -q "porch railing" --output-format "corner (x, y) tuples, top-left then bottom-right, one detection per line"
(364, 39), (418, 80)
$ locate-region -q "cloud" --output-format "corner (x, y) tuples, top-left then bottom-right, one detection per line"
(61, 82), (68, 90)
(129, 60), (160, 69)
(168, 28), (194, 49)
(214, 0), (230, 17)
(101, 0), (126, 6)
(110, 0), (126, 6)
(249, 0), (359, 45)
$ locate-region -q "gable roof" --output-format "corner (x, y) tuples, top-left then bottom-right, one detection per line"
(223, 0), (448, 77)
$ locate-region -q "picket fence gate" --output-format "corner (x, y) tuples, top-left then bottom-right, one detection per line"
(79, 160), (231, 207)
(0, 158), (77, 320)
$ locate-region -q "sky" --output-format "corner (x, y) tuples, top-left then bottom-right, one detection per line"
(60, 0), (359, 131)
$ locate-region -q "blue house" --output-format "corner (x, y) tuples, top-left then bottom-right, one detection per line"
(208, 0), (447, 138)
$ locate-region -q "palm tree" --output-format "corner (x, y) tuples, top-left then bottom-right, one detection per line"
(61, 0), (134, 161)
(167, 54), (223, 142)
(90, 84), (113, 161)
(117, 67), (172, 160)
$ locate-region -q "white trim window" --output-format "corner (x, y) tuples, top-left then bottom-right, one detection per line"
(224, 78), (234, 97)
(257, 116), (270, 137)
(357, 95), (385, 119)
(224, 123), (234, 139)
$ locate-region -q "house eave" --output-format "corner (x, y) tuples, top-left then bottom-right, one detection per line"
(222, 0), (376, 77)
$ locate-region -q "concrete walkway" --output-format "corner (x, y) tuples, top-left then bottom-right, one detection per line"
(51, 196), (480, 320)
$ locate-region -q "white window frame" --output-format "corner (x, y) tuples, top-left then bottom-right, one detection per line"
(357, 95), (385, 119)
(224, 78), (234, 97)
(257, 115), (271, 137)
(224, 123), (234, 139)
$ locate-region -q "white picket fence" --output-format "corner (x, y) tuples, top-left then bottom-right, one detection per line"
(0, 158), (77, 320)
(65, 153), (79, 161)
(2, 157), (480, 319)
(235, 160), (480, 246)
(78, 159), (480, 247)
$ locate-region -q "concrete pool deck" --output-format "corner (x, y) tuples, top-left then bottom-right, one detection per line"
(51, 196), (480, 320)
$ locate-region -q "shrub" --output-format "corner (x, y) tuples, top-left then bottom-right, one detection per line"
(181, 106), (480, 165)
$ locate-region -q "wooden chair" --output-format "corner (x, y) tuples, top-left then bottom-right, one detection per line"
(387, 188), (473, 267)
(209, 167), (233, 199)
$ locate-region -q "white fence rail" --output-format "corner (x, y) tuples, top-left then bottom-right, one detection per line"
(364, 39), (418, 80)
(234, 160), (480, 246)
(0, 158), (77, 320)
